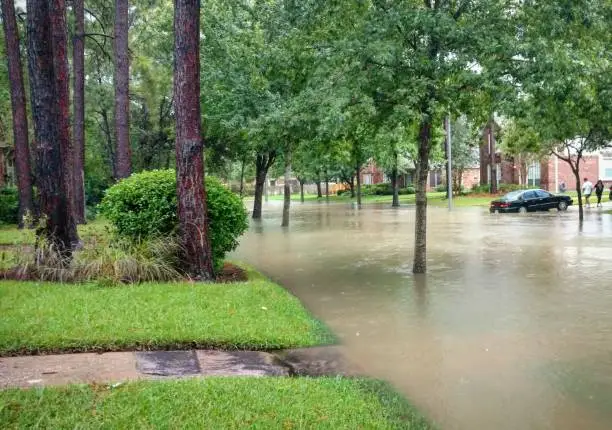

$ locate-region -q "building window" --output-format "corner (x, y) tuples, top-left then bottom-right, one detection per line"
(527, 162), (540, 187)
(363, 174), (373, 185)
(601, 156), (612, 180)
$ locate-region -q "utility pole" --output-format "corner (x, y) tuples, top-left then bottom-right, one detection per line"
(446, 115), (453, 210)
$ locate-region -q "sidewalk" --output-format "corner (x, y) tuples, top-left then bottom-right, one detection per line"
(0, 347), (358, 389)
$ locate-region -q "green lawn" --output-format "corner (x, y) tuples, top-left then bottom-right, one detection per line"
(0, 378), (433, 430)
(0, 269), (334, 355)
(268, 192), (492, 207)
(0, 219), (110, 246)
(0, 377), (432, 429)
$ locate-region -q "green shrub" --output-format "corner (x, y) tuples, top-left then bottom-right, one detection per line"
(99, 170), (248, 271)
(336, 189), (348, 196)
(435, 184), (447, 193)
(399, 186), (416, 195)
(471, 184), (491, 194)
(0, 187), (19, 225)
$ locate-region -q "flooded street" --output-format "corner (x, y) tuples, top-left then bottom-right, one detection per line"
(233, 202), (612, 430)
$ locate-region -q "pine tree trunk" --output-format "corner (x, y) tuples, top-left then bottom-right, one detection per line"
(27, 0), (79, 257)
(174, 0), (214, 279)
(1, 0), (34, 228)
(72, 0), (86, 223)
(49, 0), (78, 232)
(281, 147), (291, 227)
(413, 120), (431, 274)
(114, 0), (131, 179)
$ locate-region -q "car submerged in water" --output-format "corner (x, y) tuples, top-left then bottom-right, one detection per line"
(490, 189), (573, 213)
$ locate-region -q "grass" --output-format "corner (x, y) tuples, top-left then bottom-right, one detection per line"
(0, 218), (110, 246)
(0, 377), (432, 429)
(268, 191), (492, 207)
(0, 268), (334, 355)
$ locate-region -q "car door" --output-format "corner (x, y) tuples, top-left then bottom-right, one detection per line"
(535, 190), (555, 210)
(522, 190), (538, 211)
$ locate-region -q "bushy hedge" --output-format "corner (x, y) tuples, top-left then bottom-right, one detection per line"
(0, 187), (19, 225)
(99, 170), (248, 271)
(471, 183), (537, 194)
(361, 183), (415, 196)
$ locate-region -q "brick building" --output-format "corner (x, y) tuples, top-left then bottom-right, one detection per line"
(540, 151), (612, 192)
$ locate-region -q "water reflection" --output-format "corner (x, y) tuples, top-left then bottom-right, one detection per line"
(233, 202), (612, 430)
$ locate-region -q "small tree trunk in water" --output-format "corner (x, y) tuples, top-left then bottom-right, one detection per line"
(72, 0), (86, 223)
(316, 177), (322, 198)
(281, 147), (291, 227)
(253, 169), (265, 219)
(325, 174), (329, 202)
(252, 152), (274, 219)
(413, 120), (431, 274)
(572, 166), (583, 223)
(355, 164), (362, 207)
(27, 0), (79, 258)
(350, 175), (355, 198)
(489, 123), (497, 194)
(392, 151), (400, 207)
(114, 0), (131, 179)
(299, 179), (305, 203)
(1, 0), (34, 228)
(239, 156), (246, 197)
(174, 0), (214, 279)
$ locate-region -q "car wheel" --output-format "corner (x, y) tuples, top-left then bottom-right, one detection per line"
(518, 206), (528, 214)
(558, 201), (568, 211)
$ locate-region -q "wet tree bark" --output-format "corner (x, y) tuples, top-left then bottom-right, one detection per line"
(316, 173), (322, 198)
(50, 0), (78, 227)
(174, 0), (214, 279)
(573, 168), (583, 222)
(281, 147), (291, 227)
(391, 151), (400, 207)
(324, 169), (329, 202)
(27, 0), (79, 257)
(355, 164), (362, 207)
(349, 175), (355, 198)
(72, 0), (86, 223)
(1, 0), (34, 227)
(489, 121), (497, 194)
(299, 178), (305, 203)
(239, 156), (246, 197)
(252, 151), (275, 219)
(114, 0), (131, 179)
(413, 119), (432, 274)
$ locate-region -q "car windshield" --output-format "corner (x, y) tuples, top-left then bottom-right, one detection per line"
(503, 191), (523, 201)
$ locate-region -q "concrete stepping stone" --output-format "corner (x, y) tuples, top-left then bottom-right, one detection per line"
(196, 350), (291, 377)
(135, 350), (201, 377)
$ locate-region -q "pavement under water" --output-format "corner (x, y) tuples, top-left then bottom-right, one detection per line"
(234, 201), (612, 430)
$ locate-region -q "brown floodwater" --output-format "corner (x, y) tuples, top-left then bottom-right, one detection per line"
(233, 201), (612, 430)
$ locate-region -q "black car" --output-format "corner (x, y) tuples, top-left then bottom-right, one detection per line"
(490, 189), (573, 213)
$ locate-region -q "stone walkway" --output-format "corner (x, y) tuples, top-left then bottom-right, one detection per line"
(0, 347), (359, 389)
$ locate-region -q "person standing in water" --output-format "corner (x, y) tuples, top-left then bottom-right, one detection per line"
(582, 177), (593, 208)
(594, 180), (605, 207)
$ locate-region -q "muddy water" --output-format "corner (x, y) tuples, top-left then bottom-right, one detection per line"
(233, 202), (612, 430)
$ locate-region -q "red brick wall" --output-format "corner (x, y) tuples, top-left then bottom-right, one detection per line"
(500, 158), (516, 184)
(542, 155), (600, 191)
